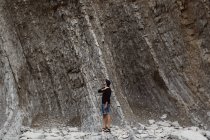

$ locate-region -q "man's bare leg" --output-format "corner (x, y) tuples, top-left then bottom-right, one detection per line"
(107, 114), (111, 129)
(105, 114), (109, 128)
(103, 115), (107, 129)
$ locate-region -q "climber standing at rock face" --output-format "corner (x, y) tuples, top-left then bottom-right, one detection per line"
(98, 79), (112, 133)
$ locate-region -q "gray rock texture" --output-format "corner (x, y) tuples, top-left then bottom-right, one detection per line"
(0, 0), (210, 138)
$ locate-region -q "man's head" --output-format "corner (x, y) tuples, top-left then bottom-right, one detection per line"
(105, 79), (111, 87)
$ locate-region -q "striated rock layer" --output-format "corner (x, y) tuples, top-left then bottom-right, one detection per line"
(0, 0), (210, 138)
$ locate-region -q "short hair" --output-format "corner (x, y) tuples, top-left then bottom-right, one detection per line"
(105, 79), (111, 87)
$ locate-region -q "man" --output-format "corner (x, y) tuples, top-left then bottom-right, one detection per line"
(98, 79), (112, 133)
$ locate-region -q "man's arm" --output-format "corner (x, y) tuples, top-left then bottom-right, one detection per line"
(104, 101), (108, 108)
(98, 87), (105, 93)
(98, 89), (102, 93)
(98, 87), (108, 93)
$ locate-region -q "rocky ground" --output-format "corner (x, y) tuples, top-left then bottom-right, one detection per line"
(8, 115), (209, 140)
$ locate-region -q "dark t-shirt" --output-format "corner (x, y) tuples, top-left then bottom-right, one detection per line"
(98, 87), (111, 104)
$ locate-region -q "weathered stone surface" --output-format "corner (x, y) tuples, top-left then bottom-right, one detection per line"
(0, 0), (210, 138)
(18, 121), (210, 140)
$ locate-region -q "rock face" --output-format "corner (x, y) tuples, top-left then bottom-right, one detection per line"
(0, 0), (210, 138)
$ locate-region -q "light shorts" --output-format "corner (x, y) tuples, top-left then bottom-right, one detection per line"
(101, 104), (111, 115)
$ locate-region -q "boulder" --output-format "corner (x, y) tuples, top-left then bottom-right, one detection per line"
(170, 130), (208, 140)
